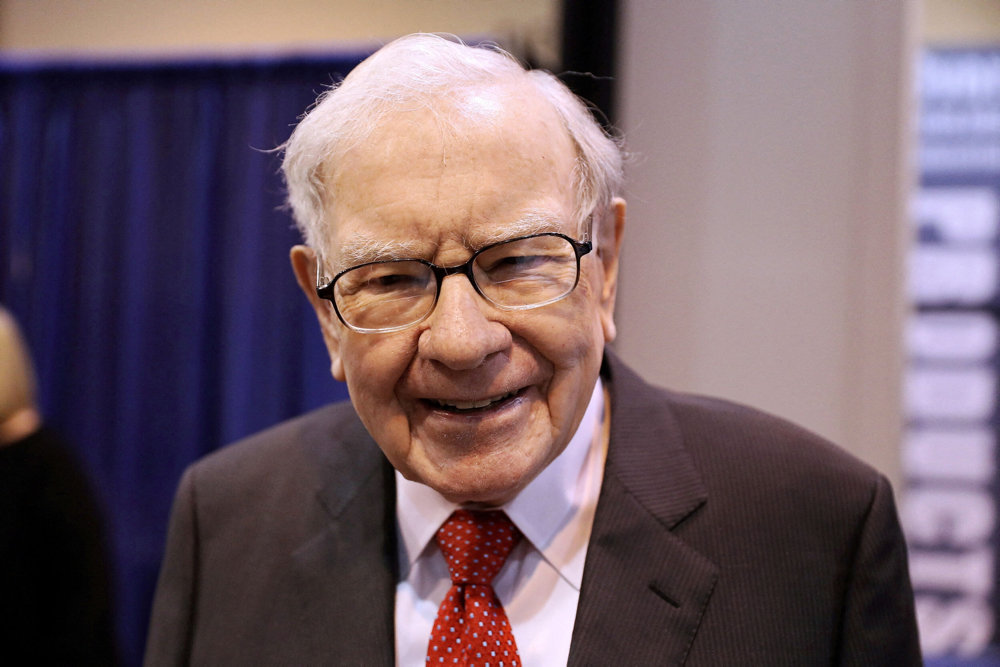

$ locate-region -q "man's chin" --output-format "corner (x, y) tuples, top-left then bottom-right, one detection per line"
(420, 466), (532, 508)
(433, 481), (522, 508)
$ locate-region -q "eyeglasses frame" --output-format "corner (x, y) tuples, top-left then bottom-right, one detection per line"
(315, 231), (594, 333)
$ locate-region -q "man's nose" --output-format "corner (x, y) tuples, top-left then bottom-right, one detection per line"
(418, 275), (511, 370)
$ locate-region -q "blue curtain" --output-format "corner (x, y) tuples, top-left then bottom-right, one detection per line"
(1, 51), (363, 664)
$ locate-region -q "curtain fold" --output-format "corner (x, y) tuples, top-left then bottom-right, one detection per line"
(1, 52), (363, 664)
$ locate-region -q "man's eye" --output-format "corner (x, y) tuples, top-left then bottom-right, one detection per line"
(364, 271), (429, 293)
(372, 273), (420, 287)
(339, 263), (430, 296)
(484, 254), (551, 274)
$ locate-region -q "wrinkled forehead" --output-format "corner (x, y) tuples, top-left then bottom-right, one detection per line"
(318, 82), (580, 260)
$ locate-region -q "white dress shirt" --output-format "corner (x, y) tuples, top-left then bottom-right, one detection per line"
(394, 379), (609, 667)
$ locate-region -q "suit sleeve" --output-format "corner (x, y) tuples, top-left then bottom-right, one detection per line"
(144, 467), (199, 667)
(839, 475), (921, 666)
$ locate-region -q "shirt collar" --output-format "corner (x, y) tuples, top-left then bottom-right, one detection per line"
(396, 377), (606, 588)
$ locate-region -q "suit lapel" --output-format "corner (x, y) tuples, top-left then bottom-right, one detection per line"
(569, 352), (719, 665)
(287, 410), (398, 663)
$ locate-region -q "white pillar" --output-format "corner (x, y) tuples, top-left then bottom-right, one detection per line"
(615, 0), (920, 488)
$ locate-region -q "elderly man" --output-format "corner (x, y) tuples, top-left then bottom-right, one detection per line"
(145, 34), (920, 665)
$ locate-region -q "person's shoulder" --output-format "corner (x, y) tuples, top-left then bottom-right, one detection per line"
(664, 388), (876, 481)
(183, 400), (376, 508)
(200, 400), (363, 469)
(605, 351), (883, 505)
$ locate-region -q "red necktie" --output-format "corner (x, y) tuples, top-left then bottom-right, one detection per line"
(426, 509), (523, 666)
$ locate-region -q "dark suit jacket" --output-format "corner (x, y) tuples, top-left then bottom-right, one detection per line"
(145, 352), (921, 665)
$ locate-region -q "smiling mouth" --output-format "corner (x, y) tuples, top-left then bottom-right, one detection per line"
(428, 389), (521, 414)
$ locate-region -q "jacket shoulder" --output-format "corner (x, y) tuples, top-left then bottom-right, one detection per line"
(604, 350), (885, 516)
(181, 401), (382, 528)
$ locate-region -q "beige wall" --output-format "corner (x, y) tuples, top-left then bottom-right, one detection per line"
(0, 0), (560, 64)
(924, 0), (1000, 45)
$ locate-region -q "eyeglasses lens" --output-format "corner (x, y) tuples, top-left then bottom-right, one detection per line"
(334, 261), (436, 331)
(473, 235), (579, 307)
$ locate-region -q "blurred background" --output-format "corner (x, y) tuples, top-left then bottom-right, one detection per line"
(1, 0), (998, 664)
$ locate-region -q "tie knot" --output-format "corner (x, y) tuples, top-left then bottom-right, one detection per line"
(436, 509), (521, 585)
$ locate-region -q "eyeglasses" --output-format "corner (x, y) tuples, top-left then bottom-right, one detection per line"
(316, 232), (594, 333)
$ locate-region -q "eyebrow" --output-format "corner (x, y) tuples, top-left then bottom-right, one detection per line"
(467, 212), (567, 247)
(334, 236), (429, 270)
(331, 211), (574, 271)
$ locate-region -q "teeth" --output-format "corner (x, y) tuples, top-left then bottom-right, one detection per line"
(435, 391), (515, 411)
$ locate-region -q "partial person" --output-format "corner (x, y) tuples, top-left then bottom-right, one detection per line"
(145, 34), (921, 665)
(0, 306), (117, 665)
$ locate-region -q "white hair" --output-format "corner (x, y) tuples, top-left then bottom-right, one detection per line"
(281, 33), (624, 253)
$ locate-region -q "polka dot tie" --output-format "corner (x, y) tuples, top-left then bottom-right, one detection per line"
(426, 510), (522, 667)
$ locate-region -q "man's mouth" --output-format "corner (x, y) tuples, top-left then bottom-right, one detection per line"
(428, 389), (521, 413)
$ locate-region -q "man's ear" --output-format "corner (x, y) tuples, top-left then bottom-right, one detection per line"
(290, 245), (346, 382)
(597, 197), (626, 343)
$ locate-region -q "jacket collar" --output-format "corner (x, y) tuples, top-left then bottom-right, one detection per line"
(568, 350), (718, 665)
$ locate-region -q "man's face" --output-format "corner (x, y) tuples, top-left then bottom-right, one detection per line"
(294, 81), (624, 506)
